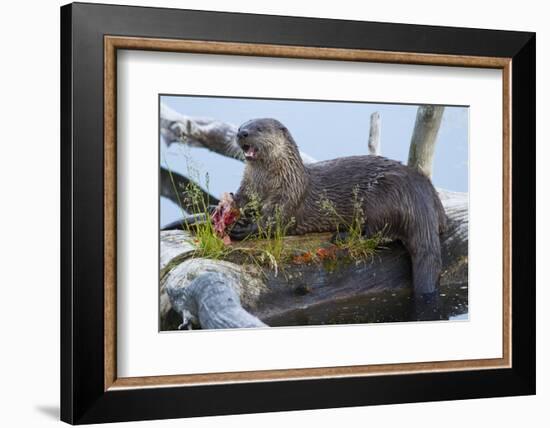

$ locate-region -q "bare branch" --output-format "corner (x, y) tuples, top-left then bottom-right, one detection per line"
(368, 112), (381, 155)
(161, 103), (243, 160)
(160, 166), (219, 211)
(407, 105), (445, 177)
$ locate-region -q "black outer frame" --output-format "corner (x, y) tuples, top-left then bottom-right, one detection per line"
(60, 2), (535, 424)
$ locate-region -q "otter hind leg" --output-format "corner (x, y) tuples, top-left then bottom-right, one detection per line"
(330, 223), (377, 243)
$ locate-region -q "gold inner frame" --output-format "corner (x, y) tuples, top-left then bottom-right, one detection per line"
(104, 35), (512, 391)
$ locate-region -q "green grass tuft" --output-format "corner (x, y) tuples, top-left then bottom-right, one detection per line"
(319, 185), (383, 261)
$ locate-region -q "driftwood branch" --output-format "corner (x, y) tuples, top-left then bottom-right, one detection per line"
(161, 104), (244, 161)
(160, 240), (268, 330)
(368, 112), (381, 155)
(160, 190), (467, 330)
(168, 272), (266, 329)
(161, 103), (317, 164)
(407, 105), (445, 177)
(160, 166), (219, 211)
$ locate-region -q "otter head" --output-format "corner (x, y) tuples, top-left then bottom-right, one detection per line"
(236, 118), (299, 164)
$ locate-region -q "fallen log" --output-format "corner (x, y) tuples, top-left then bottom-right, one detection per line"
(160, 190), (468, 330)
(160, 166), (219, 211)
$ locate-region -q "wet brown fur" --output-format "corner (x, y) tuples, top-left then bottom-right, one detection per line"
(233, 118), (447, 296)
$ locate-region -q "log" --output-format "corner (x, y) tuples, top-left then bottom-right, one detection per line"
(166, 270), (266, 330)
(160, 166), (219, 211)
(368, 112), (381, 155)
(160, 190), (468, 330)
(407, 105), (445, 177)
(161, 103), (244, 161)
(160, 239), (268, 330)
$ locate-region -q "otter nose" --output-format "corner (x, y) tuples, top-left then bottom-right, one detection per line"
(237, 129), (249, 139)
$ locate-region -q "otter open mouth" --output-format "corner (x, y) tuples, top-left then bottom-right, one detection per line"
(241, 144), (258, 160)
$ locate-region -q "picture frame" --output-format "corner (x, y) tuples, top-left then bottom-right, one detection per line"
(60, 2), (536, 424)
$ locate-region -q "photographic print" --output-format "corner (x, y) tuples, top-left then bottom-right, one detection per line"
(62, 5), (534, 422)
(159, 95), (469, 331)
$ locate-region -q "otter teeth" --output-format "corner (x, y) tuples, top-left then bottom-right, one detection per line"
(244, 146), (257, 159)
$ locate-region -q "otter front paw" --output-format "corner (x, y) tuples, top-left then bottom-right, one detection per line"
(228, 219), (259, 241)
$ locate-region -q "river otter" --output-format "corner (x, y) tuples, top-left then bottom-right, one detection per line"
(230, 118), (447, 304)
